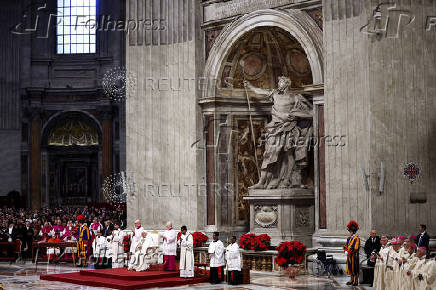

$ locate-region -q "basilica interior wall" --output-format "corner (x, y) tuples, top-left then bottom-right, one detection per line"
(324, 0), (436, 237)
(126, 0), (203, 230)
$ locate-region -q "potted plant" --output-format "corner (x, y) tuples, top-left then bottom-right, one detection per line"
(276, 241), (307, 279)
(192, 232), (208, 247)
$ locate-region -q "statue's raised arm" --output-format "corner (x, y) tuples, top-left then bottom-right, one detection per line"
(243, 80), (273, 100)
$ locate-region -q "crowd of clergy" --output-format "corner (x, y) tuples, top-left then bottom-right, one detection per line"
(91, 220), (242, 284)
(364, 225), (435, 289)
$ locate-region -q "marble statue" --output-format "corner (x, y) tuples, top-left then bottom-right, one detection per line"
(244, 76), (313, 189)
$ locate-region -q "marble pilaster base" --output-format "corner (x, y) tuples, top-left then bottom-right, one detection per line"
(244, 188), (315, 246)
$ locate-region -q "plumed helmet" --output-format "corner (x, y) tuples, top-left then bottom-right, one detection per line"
(347, 220), (359, 233)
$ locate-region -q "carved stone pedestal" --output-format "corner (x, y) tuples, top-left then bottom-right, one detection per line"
(244, 188), (315, 246)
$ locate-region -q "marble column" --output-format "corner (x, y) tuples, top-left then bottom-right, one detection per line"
(30, 113), (41, 209)
(101, 113), (113, 202)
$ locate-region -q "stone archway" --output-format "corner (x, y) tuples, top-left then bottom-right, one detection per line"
(203, 9), (324, 99)
(41, 111), (102, 207)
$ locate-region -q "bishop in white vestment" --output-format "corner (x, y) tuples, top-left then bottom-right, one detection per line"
(162, 221), (177, 271)
(226, 236), (241, 285)
(178, 226), (194, 278)
(208, 232), (225, 284)
(128, 231), (152, 271)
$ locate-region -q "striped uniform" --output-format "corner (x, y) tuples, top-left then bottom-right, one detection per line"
(344, 234), (360, 276)
(77, 224), (90, 259)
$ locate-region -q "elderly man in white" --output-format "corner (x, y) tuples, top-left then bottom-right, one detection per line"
(226, 235), (241, 285)
(130, 220), (145, 254)
(128, 231), (152, 271)
(208, 232), (225, 284)
(162, 221), (177, 271)
(178, 225), (194, 278)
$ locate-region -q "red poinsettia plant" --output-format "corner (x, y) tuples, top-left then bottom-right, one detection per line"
(239, 233), (271, 251)
(192, 232), (208, 247)
(276, 241), (307, 267)
(177, 231), (182, 241)
(123, 235), (131, 252)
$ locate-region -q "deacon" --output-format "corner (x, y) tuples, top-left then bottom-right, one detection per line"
(162, 221), (177, 271)
(225, 235), (242, 285)
(344, 220), (360, 286)
(208, 232), (225, 284)
(128, 231), (152, 271)
(111, 222), (125, 268)
(130, 220), (145, 254)
(76, 214), (90, 267)
(178, 225), (194, 278)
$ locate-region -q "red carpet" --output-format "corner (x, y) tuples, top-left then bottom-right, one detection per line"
(40, 266), (209, 289)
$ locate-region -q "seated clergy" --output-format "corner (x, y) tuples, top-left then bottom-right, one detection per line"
(178, 225), (194, 278)
(208, 232), (225, 284)
(47, 232), (61, 261)
(128, 231), (152, 271)
(225, 236), (242, 285)
(130, 220), (145, 254)
(62, 230), (77, 260)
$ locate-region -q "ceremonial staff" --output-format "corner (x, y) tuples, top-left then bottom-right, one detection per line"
(243, 80), (260, 179)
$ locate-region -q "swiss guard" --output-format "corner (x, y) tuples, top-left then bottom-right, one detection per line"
(344, 220), (360, 286)
(76, 214), (90, 267)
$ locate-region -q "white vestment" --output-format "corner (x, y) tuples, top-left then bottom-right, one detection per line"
(63, 236), (77, 254)
(374, 246), (390, 290)
(162, 228), (177, 256)
(179, 232), (194, 278)
(411, 258), (435, 290)
(384, 248), (401, 290)
(130, 227), (145, 254)
(128, 234), (152, 271)
(111, 229), (125, 268)
(208, 240), (225, 267)
(92, 236), (107, 258)
(225, 243), (241, 271)
(400, 255), (419, 290)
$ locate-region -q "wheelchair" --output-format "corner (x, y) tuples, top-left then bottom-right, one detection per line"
(311, 250), (343, 277)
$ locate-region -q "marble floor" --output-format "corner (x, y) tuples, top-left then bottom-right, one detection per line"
(0, 262), (373, 290)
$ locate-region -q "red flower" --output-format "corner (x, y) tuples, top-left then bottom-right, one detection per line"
(191, 232), (208, 247)
(275, 241), (307, 268)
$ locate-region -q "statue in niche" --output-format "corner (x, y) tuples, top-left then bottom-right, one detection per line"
(244, 76), (313, 189)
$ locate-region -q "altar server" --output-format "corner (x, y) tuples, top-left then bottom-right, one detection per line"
(178, 225), (194, 278)
(208, 232), (225, 284)
(226, 235), (242, 285)
(92, 231), (106, 260)
(344, 220), (360, 286)
(162, 221), (177, 271)
(128, 231), (152, 271)
(130, 220), (145, 254)
(111, 222), (125, 268)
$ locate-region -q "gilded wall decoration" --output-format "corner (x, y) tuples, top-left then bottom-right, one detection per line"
(234, 118), (265, 222)
(48, 119), (99, 146)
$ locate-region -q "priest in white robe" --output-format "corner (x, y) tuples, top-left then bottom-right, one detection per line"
(410, 247), (435, 290)
(130, 220), (145, 254)
(384, 238), (401, 290)
(162, 221), (177, 271)
(225, 235), (241, 285)
(208, 232), (225, 284)
(111, 222), (125, 268)
(128, 231), (152, 271)
(178, 225), (194, 278)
